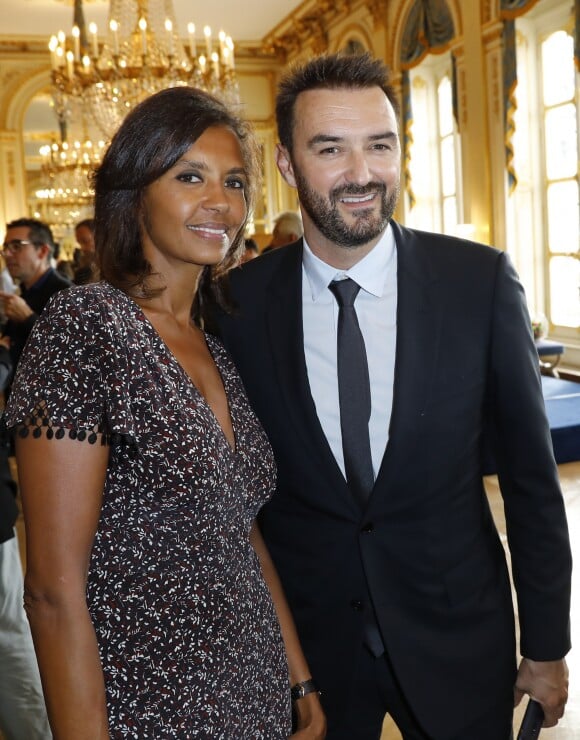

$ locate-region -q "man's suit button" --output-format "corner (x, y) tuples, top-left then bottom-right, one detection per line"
(350, 599), (364, 611)
(361, 522), (374, 533)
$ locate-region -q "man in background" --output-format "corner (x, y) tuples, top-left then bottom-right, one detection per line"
(0, 218), (67, 737)
(73, 218), (98, 285)
(242, 237), (260, 263)
(0, 334), (51, 738)
(0, 218), (71, 392)
(262, 210), (304, 253)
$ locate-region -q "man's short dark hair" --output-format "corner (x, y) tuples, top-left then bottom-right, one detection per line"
(75, 218), (95, 233)
(276, 52), (400, 155)
(244, 238), (259, 255)
(6, 218), (56, 258)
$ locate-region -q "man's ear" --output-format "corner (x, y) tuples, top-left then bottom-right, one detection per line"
(38, 243), (52, 262)
(275, 144), (297, 188)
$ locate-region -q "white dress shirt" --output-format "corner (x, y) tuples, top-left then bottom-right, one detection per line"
(302, 225), (398, 479)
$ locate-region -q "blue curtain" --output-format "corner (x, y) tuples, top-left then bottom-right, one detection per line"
(574, 0), (580, 72)
(502, 20), (518, 194)
(500, 0), (551, 193)
(400, 0), (455, 69)
(401, 71), (416, 210)
(500, 0), (540, 18)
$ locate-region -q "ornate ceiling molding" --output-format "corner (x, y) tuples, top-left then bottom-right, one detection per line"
(262, 0), (384, 62)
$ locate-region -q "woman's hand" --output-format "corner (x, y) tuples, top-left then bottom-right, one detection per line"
(290, 692), (327, 738)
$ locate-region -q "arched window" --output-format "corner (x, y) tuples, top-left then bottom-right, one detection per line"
(405, 56), (461, 235)
(507, 0), (579, 336)
(398, 0), (460, 234)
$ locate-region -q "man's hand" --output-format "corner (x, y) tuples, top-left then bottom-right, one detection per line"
(514, 657), (568, 727)
(0, 292), (34, 323)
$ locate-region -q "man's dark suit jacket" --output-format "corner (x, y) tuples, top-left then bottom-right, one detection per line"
(3, 267), (71, 383)
(212, 221), (572, 737)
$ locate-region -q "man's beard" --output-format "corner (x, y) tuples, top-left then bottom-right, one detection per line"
(293, 168), (399, 248)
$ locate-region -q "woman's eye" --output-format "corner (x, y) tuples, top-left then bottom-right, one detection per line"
(226, 178), (245, 189)
(177, 172), (202, 184)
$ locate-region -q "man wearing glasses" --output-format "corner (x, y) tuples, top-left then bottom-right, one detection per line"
(0, 218), (69, 737)
(1, 218), (71, 392)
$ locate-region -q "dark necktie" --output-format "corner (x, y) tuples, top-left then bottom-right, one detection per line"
(329, 278), (375, 505)
(329, 278), (384, 657)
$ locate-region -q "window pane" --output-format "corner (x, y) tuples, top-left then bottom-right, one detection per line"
(547, 180), (579, 254)
(409, 76), (432, 198)
(545, 104), (578, 179)
(542, 31), (574, 106)
(443, 196), (457, 235)
(437, 76), (453, 136)
(550, 256), (580, 327)
(440, 136), (456, 196)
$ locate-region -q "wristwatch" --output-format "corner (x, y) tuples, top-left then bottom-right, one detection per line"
(290, 678), (320, 703)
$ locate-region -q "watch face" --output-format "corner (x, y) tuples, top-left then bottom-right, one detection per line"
(291, 679), (318, 702)
(291, 685), (303, 701)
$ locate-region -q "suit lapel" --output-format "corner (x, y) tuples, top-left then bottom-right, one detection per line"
(265, 243), (360, 515)
(371, 223), (442, 505)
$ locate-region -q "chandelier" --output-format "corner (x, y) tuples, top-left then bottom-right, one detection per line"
(36, 136), (106, 205)
(48, 0), (239, 140)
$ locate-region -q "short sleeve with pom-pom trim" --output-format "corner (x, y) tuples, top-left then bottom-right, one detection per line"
(4, 282), (139, 452)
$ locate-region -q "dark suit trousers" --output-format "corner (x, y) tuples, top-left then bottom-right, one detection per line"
(326, 641), (514, 740)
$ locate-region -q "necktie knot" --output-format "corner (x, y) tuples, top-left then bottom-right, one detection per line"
(329, 278), (360, 308)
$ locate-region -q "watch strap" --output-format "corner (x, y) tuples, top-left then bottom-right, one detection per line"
(290, 678), (320, 702)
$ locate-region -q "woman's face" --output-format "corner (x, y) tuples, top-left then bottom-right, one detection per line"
(140, 125), (248, 275)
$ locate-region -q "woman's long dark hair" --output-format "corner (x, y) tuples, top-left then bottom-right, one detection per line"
(93, 86), (260, 315)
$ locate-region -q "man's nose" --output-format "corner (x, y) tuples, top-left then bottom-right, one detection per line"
(345, 150), (371, 185)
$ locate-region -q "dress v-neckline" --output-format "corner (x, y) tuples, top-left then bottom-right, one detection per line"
(117, 286), (237, 454)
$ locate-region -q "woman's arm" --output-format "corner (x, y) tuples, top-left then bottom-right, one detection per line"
(16, 432), (110, 739)
(250, 521), (326, 739)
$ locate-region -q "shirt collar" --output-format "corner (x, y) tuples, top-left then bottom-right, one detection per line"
(21, 267), (53, 296)
(302, 223), (396, 302)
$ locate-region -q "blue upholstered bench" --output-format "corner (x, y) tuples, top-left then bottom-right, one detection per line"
(535, 338), (565, 377)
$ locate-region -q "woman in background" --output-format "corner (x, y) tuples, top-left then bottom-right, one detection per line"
(6, 87), (324, 739)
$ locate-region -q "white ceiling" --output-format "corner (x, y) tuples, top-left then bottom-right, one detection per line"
(0, 0), (302, 44)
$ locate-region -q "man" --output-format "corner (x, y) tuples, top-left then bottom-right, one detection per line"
(262, 210), (304, 253)
(0, 335), (51, 738)
(242, 237), (260, 263)
(212, 53), (571, 739)
(1, 218), (71, 386)
(74, 218), (96, 256)
(73, 218), (98, 285)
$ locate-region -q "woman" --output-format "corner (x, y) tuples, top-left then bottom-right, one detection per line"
(5, 87), (325, 738)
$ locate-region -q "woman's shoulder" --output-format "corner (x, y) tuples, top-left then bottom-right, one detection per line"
(46, 281), (131, 318)
(55, 280), (125, 303)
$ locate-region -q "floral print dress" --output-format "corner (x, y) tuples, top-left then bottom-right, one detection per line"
(5, 282), (291, 739)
